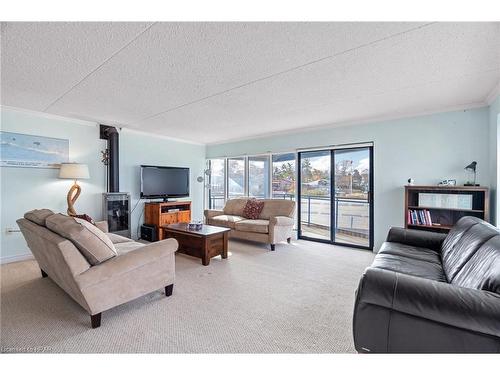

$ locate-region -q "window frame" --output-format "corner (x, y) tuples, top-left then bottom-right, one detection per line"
(206, 142), (373, 250)
(248, 154), (271, 199)
(227, 156), (247, 199)
(271, 152), (297, 200)
(206, 158), (226, 210)
(206, 151), (297, 209)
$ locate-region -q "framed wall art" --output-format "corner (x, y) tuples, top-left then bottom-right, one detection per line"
(0, 131), (69, 168)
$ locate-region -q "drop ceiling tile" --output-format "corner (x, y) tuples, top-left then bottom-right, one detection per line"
(1, 22), (498, 144)
(1, 22), (152, 110)
(45, 22), (425, 123)
(133, 23), (499, 143)
(134, 68), (497, 144)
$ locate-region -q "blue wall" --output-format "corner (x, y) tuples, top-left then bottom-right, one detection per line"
(207, 107), (492, 250)
(0, 107), (205, 262)
(2, 103), (496, 259)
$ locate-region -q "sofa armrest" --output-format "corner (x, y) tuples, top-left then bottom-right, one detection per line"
(95, 221), (108, 233)
(386, 227), (446, 251)
(358, 267), (500, 338)
(204, 209), (224, 220)
(76, 238), (178, 288)
(269, 216), (294, 244)
(270, 216), (294, 227)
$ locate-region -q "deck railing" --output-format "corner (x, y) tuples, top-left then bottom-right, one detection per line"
(208, 193), (369, 238)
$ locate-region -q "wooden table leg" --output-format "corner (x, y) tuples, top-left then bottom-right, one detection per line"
(202, 238), (210, 266)
(202, 256), (210, 266)
(222, 232), (228, 259)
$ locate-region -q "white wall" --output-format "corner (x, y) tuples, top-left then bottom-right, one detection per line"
(0, 107), (205, 262)
(207, 107), (492, 250)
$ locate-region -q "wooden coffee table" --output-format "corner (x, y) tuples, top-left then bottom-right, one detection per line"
(161, 223), (230, 266)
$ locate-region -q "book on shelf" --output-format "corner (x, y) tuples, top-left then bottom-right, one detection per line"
(407, 209), (433, 226)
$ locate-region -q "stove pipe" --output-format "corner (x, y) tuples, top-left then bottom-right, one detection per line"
(100, 125), (119, 193)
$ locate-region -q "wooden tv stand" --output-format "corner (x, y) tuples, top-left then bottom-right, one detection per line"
(144, 201), (191, 240)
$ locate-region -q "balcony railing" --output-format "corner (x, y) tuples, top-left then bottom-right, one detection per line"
(208, 193), (369, 239)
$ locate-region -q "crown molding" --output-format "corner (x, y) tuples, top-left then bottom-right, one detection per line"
(0, 105), (204, 145)
(485, 80), (500, 105)
(120, 127), (205, 146)
(0, 105), (98, 127)
(3, 99), (494, 149)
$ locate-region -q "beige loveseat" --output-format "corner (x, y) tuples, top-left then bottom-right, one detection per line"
(204, 198), (296, 250)
(17, 209), (178, 328)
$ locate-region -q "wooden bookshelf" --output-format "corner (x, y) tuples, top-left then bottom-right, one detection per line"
(407, 223), (453, 231)
(404, 186), (489, 233)
(407, 206), (484, 213)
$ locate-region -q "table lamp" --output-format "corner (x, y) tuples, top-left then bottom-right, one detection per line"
(59, 163), (90, 216)
(464, 161), (478, 186)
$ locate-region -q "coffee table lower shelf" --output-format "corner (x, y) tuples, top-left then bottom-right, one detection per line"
(161, 223), (230, 266)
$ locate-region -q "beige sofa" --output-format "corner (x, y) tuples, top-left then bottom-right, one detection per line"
(204, 198), (296, 250)
(17, 210), (178, 328)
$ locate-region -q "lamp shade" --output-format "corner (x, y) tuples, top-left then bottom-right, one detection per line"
(58, 163), (90, 179)
(464, 161), (477, 172)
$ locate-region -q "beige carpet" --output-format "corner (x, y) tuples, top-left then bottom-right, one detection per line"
(1, 239), (374, 353)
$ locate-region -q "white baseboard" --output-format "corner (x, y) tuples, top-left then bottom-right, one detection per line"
(1, 253), (34, 264)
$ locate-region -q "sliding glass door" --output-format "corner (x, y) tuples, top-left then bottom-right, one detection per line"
(299, 150), (332, 241)
(333, 147), (372, 248)
(298, 146), (373, 249)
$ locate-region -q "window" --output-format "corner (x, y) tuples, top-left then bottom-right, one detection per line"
(207, 159), (225, 210)
(205, 152), (297, 210)
(248, 156), (270, 198)
(228, 157), (245, 199)
(272, 153), (296, 200)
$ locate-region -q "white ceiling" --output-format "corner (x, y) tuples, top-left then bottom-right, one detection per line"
(1, 22), (499, 144)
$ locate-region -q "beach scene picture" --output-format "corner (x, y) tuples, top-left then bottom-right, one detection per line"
(0, 131), (69, 168)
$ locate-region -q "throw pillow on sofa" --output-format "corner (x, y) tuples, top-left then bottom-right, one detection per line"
(73, 213), (96, 225)
(242, 199), (265, 220)
(24, 208), (55, 226)
(46, 213), (117, 265)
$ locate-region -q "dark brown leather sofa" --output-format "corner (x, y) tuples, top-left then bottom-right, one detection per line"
(353, 216), (500, 353)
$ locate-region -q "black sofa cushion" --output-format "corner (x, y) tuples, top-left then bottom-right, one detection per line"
(441, 216), (481, 254)
(371, 252), (446, 282)
(378, 241), (442, 265)
(374, 229), (446, 282)
(386, 226), (446, 251)
(452, 236), (500, 293)
(442, 218), (499, 281)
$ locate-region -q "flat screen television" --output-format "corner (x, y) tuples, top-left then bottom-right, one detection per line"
(140, 165), (190, 199)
